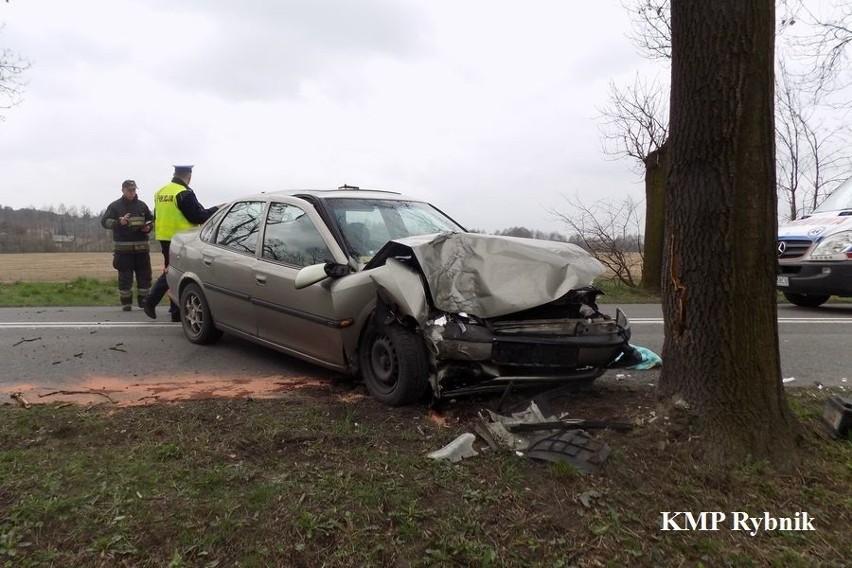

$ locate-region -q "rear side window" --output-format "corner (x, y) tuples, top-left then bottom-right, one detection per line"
(214, 201), (264, 255)
(262, 203), (332, 267)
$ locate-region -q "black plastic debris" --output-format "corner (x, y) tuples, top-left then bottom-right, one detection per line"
(473, 401), (624, 473)
(822, 395), (852, 439)
(523, 429), (611, 474)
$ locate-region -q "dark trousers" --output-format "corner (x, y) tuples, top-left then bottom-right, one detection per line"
(113, 251), (152, 306)
(147, 241), (178, 316)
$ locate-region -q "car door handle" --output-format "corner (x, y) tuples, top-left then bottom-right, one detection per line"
(255, 275), (267, 286)
(202, 255), (213, 267)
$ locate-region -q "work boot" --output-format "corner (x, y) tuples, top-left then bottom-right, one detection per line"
(122, 304), (132, 312)
(136, 290), (149, 308)
(141, 298), (156, 320)
(171, 312), (181, 323)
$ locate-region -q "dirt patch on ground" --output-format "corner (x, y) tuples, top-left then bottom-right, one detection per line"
(1, 373), (355, 408)
(0, 252), (118, 283)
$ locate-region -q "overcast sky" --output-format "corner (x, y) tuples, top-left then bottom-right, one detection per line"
(0, 1), (654, 233)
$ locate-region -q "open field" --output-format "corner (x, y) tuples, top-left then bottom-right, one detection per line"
(0, 252), (118, 283)
(0, 252), (637, 283)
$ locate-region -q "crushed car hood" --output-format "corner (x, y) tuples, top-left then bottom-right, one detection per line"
(369, 232), (604, 318)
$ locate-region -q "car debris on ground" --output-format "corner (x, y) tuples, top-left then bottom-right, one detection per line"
(822, 395), (852, 439)
(427, 400), (633, 473)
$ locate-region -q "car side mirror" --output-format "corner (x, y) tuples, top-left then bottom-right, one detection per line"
(294, 262), (352, 290)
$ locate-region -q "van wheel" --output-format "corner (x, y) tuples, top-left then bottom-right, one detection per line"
(180, 283), (223, 344)
(359, 322), (429, 406)
(783, 292), (830, 308)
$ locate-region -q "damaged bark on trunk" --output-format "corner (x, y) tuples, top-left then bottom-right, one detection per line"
(659, 0), (798, 468)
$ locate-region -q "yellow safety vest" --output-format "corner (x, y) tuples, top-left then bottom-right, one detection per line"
(154, 182), (195, 241)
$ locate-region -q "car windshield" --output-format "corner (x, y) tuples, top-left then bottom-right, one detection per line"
(814, 176), (852, 213)
(325, 197), (465, 262)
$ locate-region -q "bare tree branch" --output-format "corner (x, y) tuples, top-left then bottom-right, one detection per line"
(548, 195), (644, 287)
(787, 0), (852, 102)
(0, 24), (31, 119)
(622, 0), (671, 61)
(775, 58), (852, 220)
(598, 75), (669, 170)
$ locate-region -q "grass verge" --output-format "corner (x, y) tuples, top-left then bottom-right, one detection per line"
(0, 386), (849, 566)
(0, 278), (174, 308)
(0, 278), (120, 307)
(0, 277), (661, 307)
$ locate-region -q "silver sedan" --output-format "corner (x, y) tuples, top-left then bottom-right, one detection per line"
(166, 187), (632, 406)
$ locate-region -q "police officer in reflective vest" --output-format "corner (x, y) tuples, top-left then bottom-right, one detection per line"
(141, 165), (220, 321)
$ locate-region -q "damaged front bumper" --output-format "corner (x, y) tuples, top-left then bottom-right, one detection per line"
(424, 308), (631, 398)
(365, 234), (634, 400)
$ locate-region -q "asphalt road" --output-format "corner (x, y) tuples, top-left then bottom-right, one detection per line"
(1, 304), (849, 404)
(604, 302), (852, 389)
(0, 305), (342, 405)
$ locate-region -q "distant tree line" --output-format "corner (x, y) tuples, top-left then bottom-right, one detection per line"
(1, 204), (642, 255)
(488, 226), (643, 254)
(0, 204), (114, 253)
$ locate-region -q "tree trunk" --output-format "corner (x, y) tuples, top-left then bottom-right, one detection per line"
(659, 0), (798, 468)
(641, 142), (668, 292)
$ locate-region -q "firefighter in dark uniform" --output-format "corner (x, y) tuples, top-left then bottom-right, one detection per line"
(141, 165), (221, 321)
(100, 179), (154, 311)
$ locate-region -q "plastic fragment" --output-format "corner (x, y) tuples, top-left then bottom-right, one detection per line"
(426, 432), (479, 463)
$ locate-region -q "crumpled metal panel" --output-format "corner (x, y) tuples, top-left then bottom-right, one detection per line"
(368, 258), (429, 322)
(475, 401), (552, 452)
(474, 401), (613, 473)
(404, 232), (603, 318)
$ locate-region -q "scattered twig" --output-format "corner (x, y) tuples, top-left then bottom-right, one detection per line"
(10, 392), (31, 408)
(13, 336), (42, 347)
(38, 390), (117, 404)
(109, 343), (127, 353)
(508, 420), (634, 433)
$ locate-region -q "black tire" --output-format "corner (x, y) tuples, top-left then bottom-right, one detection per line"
(359, 321), (430, 406)
(179, 283), (223, 345)
(783, 292), (830, 308)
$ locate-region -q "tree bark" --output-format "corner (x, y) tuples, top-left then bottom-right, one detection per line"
(659, 0), (798, 468)
(641, 142), (668, 292)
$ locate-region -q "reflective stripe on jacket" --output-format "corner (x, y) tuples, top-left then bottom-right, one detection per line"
(112, 241), (151, 253)
(154, 182), (194, 241)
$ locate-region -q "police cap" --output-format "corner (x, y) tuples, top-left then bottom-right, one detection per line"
(173, 165), (194, 175)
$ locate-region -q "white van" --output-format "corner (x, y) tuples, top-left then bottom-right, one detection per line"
(777, 177), (852, 307)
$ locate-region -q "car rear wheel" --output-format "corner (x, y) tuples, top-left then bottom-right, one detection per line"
(783, 292), (830, 308)
(359, 322), (429, 406)
(179, 283), (223, 345)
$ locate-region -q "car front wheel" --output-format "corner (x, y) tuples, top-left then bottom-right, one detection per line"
(359, 321), (430, 406)
(179, 282), (223, 345)
(783, 292), (830, 308)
